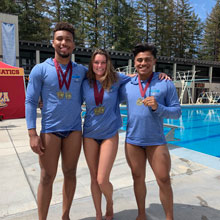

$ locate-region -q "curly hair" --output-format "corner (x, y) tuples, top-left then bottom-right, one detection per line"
(53, 22), (75, 40)
(87, 49), (118, 90)
(132, 43), (157, 59)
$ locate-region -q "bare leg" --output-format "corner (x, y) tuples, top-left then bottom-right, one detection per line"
(61, 131), (82, 220)
(147, 145), (173, 220)
(38, 133), (61, 220)
(97, 133), (118, 220)
(125, 143), (147, 220)
(83, 133), (118, 220)
(83, 137), (103, 220)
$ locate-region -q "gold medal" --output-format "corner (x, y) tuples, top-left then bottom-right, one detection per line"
(94, 107), (99, 115)
(65, 92), (72, 99)
(99, 106), (105, 114)
(57, 91), (64, 99)
(94, 106), (105, 115)
(54, 59), (73, 100)
(136, 98), (143, 106)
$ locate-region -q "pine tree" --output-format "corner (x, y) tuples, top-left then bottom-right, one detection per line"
(0, 0), (18, 14)
(188, 12), (203, 58)
(137, 0), (154, 43)
(162, 0), (176, 57)
(136, 0), (177, 56)
(18, 0), (51, 41)
(61, 0), (86, 46)
(149, 0), (176, 56)
(121, 0), (144, 51)
(105, 0), (137, 51)
(48, 0), (64, 23)
(200, 0), (220, 61)
(104, 0), (143, 51)
(173, 0), (202, 58)
(75, 0), (103, 48)
(1, 0), (205, 58)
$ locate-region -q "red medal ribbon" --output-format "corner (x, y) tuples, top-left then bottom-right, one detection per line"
(138, 73), (153, 98)
(53, 58), (72, 90)
(93, 80), (104, 106)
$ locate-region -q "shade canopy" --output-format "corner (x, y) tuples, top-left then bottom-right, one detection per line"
(0, 61), (26, 119)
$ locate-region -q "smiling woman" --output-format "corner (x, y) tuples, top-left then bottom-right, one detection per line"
(92, 54), (107, 80)
(82, 49), (131, 220)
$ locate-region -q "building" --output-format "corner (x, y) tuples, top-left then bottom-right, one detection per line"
(19, 40), (220, 103)
(1, 12), (219, 104)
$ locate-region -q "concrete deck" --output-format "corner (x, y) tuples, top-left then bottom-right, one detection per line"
(0, 110), (220, 220)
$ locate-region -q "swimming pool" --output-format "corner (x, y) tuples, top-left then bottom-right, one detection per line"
(120, 105), (220, 158)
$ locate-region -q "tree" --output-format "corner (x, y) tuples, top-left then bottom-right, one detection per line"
(149, 0), (176, 56)
(161, 0), (176, 57)
(200, 0), (220, 61)
(119, 0), (144, 51)
(61, 0), (87, 46)
(1, 0), (205, 58)
(173, 0), (202, 58)
(0, 0), (18, 14)
(137, 0), (154, 43)
(187, 12), (203, 58)
(48, 0), (64, 24)
(136, 0), (202, 58)
(102, 0), (144, 51)
(18, 0), (51, 41)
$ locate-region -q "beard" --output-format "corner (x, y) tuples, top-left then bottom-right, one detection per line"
(60, 53), (71, 58)
(56, 51), (71, 59)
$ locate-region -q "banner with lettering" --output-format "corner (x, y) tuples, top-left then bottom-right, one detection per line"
(0, 61), (25, 119)
(2, 23), (16, 66)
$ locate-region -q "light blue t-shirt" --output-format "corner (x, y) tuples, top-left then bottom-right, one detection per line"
(82, 73), (130, 139)
(120, 72), (181, 146)
(25, 58), (87, 133)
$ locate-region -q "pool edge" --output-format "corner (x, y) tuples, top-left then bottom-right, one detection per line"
(168, 143), (220, 170)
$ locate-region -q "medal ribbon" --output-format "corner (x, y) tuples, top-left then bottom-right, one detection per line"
(138, 73), (153, 98)
(53, 59), (72, 90)
(93, 80), (104, 106)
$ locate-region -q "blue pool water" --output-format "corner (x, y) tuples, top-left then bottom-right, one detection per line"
(120, 105), (220, 157)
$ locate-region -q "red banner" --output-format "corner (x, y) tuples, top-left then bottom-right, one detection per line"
(0, 61), (25, 120)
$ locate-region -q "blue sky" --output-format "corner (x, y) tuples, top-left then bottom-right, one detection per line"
(189, 0), (216, 21)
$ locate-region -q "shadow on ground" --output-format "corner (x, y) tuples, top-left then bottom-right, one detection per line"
(80, 203), (220, 220)
(0, 125), (18, 129)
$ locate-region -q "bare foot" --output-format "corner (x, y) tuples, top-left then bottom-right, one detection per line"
(105, 201), (113, 220)
(105, 215), (113, 220)
(62, 215), (70, 220)
(136, 213), (147, 220)
(96, 213), (103, 220)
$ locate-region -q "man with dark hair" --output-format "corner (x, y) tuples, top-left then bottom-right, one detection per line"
(132, 43), (157, 59)
(120, 43), (181, 220)
(25, 22), (87, 220)
(53, 22), (75, 40)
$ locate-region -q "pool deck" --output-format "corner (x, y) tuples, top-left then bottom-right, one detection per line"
(0, 109), (220, 220)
